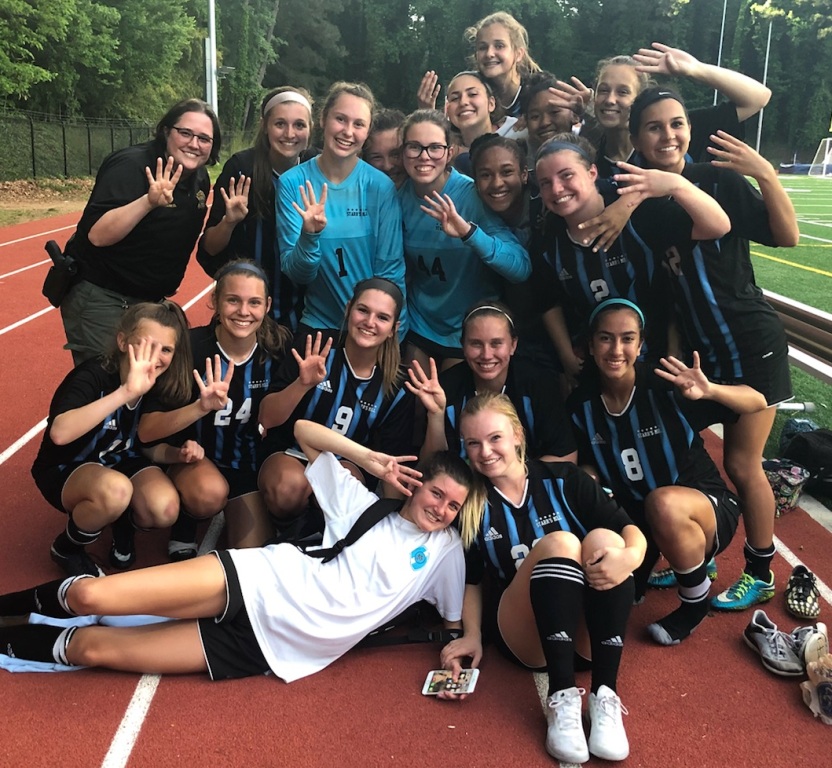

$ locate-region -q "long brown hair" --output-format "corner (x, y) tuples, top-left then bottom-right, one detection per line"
(103, 301), (192, 406)
(212, 259), (292, 363)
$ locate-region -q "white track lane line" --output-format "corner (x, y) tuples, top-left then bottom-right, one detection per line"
(0, 418), (47, 467)
(96, 281), (216, 768)
(99, 512), (225, 768)
(0, 259), (50, 280)
(0, 224), (75, 249)
(0, 306), (54, 336)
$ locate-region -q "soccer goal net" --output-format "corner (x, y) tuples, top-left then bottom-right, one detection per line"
(809, 138), (832, 177)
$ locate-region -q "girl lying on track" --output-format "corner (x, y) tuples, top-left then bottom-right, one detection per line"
(2, 420), (482, 683)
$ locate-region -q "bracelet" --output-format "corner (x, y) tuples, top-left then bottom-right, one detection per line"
(461, 222), (478, 242)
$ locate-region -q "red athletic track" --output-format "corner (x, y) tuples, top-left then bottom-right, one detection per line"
(1, 211), (830, 767)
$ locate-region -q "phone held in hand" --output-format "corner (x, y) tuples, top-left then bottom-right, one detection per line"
(422, 668), (479, 695)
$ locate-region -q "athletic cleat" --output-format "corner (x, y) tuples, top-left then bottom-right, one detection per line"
(743, 609), (804, 676)
(588, 685), (629, 761)
(648, 558), (718, 590)
(785, 565), (821, 620)
(168, 540), (198, 562)
(711, 571), (774, 611)
(168, 513), (198, 562)
(50, 545), (104, 578)
(545, 686), (589, 764)
(109, 514), (136, 570)
(788, 621), (829, 669)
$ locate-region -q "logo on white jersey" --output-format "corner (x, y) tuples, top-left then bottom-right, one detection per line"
(483, 527), (503, 542)
(410, 546), (429, 571)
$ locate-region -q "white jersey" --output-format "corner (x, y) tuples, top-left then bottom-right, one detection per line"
(229, 452), (464, 682)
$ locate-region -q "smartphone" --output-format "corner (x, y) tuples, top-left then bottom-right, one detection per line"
(421, 668), (479, 695)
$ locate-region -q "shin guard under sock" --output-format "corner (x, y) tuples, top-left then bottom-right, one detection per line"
(0, 623), (76, 664)
(529, 557), (584, 695)
(584, 576), (634, 693)
(743, 541), (775, 582)
(0, 575), (92, 619)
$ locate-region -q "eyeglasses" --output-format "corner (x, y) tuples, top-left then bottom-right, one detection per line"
(170, 126), (214, 147)
(403, 142), (449, 160)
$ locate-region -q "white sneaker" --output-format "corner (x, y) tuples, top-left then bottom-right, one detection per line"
(588, 685), (630, 761)
(545, 686), (588, 763)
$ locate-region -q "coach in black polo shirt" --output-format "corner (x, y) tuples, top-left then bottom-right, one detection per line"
(60, 98), (220, 364)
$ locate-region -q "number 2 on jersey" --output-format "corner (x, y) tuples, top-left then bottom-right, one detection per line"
(215, 397), (252, 427)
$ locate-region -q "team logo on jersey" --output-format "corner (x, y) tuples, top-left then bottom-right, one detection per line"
(103, 418), (118, 431)
(196, 190), (207, 209)
(358, 399), (378, 414)
(346, 207), (368, 217)
(537, 510), (565, 528)
(590, 433), (606, 445)
(604, 254), (628, 267)
(316, 380), (333, 393)
(249, 379), (269, 390)
(483, 527), (503, 542)
(410, 546), (429, 571)
(637, 425), (662, 439)
(558, 268), (572, 282)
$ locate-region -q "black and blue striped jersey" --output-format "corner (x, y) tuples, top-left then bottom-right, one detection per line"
(32, 359), (142, 472)
(666, 163), (787, 381)
(466, 459), (632, 587)
(567, 367), (734, 514)
(531, 190), (683, 360)
(440, 359), (575, 460)
(267, 346), (414, 457)
(196, 148), (306, 331)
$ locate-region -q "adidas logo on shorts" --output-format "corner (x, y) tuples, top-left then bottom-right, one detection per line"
(601, 635), (624, 647)
(546, 631), (572, 642)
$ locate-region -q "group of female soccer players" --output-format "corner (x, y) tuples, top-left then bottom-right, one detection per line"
(2, 9), (800, 766)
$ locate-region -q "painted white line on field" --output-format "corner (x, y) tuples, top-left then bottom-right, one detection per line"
(0, 224), (75, 249)
(100, 676), (161, 768)
(0, 419), (47, 467)
(799, 233), (832, 244)
(0, 306), (54, 336)
(0, 259), (50, 280)
(99, 513), (225, 768)
(180, 281), (215, 311)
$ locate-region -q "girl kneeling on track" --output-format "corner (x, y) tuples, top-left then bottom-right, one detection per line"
(410, 370), (646, 764)
(31, 301), (193, 577)
(258, 278), (414, 535)
(567, 299), (767, 646)
(398, 109), (529, 371)
(139, 260), (292, 556)
(1, 420), (481, 683)
(627, 87), (799, 611)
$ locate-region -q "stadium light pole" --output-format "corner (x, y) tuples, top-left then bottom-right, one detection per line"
(205, 0), (219, 114)
(714, 0), (728, 106)
(755, 18), (773, 154)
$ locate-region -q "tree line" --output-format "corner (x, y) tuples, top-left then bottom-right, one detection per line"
(3, 0), (830, 160)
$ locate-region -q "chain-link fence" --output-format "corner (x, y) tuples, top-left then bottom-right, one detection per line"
(0, 110), (158, 181)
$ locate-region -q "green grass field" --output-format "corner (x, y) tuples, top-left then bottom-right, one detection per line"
(753, 175), (832, 459)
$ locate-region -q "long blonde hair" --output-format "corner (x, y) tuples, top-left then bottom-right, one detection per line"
(460, 391), (527, 468)
(464, 11), (542, 78)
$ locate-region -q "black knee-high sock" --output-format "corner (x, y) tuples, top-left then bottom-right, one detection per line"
(170, 510), (199, 543)
(0, 576), (88, 618)
(529, 557), (585, 695)
(53, 516), (102, 555)
(743, 541), (775, 582)
(584, 576), (634, 694)
(0, 623), (76, 663)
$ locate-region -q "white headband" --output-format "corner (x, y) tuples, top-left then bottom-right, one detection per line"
(262, 91), (313, 117)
